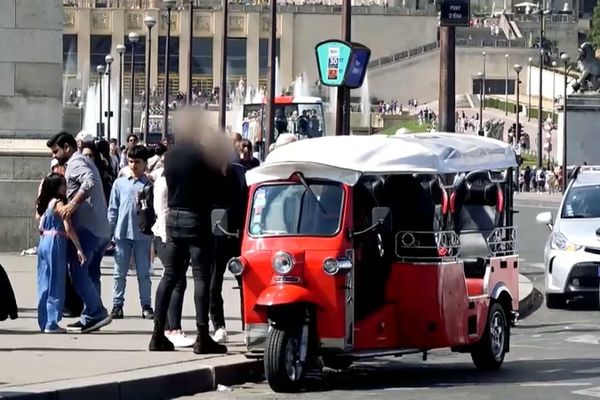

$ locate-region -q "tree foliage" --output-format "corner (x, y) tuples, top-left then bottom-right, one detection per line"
(588, 2), (600, 49)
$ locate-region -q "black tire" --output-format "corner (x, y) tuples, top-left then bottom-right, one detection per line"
(265, 326), (305, 393)
(546, 293), (567, 309)
(471, 302), (508, 371)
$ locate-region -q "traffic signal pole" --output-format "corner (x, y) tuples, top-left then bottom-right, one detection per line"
(335, 0), (351, 136)
(438, 26), (455, 132)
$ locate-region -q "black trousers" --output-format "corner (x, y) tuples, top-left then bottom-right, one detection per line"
(154, 210), (213, 329)
(154, 236), (188, 331)
(209, 238), (240, 329)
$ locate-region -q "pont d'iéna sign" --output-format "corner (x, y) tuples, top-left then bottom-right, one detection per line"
(315, 40), (371, 89)
(440, 0), (470, 27)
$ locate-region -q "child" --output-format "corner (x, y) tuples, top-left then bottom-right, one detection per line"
(107, 145), (154, 320)
(36, 173), (85, 333)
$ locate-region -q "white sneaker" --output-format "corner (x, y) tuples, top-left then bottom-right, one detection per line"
(167, 330), (195, 348)
(212, 327), (228, 344)
(44, 326), (66, 334)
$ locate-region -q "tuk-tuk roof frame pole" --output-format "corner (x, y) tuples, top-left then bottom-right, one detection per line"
(219, 0), (228, 133)
(335, 0), (351, 136)
(265, 0), (277, 155)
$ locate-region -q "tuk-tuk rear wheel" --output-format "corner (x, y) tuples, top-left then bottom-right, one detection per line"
(265, 326), (305, 393)
(471, 302), (508, 371)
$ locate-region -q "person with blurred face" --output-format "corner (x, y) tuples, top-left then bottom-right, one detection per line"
(120, 134), (139, 169)
(149, 110), (227, 354)
(107, 145), (154, 320)
(238, 139), (260, 171)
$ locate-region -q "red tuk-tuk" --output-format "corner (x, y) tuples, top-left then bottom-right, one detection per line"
(211, 134), (520, 392)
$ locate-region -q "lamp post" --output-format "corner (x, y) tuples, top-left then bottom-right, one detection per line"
(482, 51), (487, 109)
(163, 0), (176, 141)
(144, 15), (156, 142)
(477, 71), (484, 136)
(116, 44), (126, 146)
(219, 0), (228, 132)
(561, 53), (570, 192)
(188, 0), (194, 106)
(96, 65), (105, 139)
(528, 56), (533, 121)
(105, 54), (114, 140)
(128, 32), (140, 137)
(552, 60), (557, 122)
(537, 48), (544, 168)
(514, 63), (523, 192)
(505, 53), (509, 116)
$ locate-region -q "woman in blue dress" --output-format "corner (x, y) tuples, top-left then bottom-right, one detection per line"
(36, 173), (86, 333)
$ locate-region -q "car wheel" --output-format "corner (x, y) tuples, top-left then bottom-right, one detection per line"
(546, 293), (567, 309)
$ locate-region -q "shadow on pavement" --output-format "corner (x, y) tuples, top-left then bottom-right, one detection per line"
(307, 358), (600, 392)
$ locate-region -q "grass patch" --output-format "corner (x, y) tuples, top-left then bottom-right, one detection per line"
(377, 117), (431, 135)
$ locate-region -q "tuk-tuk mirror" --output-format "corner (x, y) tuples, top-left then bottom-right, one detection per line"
(211, 208), (231, 237)
(372, 207), (392, 233)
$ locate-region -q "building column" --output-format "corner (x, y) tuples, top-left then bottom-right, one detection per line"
(179, 9), (191, 94)
(246, 13), (260, 90)
(78, 9), (91, 96)
(213, 10), (223, 91)
(280, 13), (294, 90)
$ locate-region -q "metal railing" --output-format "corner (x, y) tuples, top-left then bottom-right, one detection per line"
(508, 13), (576, 23)
(395, 230), (462, 262)
(486, 226), (518, 256)
(368, 41), (439, 69)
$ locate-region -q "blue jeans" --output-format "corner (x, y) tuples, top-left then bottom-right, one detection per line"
(113, 239), (152, 308)
(88, 236), (108, 295)
(37, 235), (67, 331)
(69, 229), (109, 325)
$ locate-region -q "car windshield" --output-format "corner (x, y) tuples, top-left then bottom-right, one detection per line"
(248, 182), (343, 237)
(562, 185), (600, 218)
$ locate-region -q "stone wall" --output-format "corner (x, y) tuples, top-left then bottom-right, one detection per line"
(0, 0), (62, 251)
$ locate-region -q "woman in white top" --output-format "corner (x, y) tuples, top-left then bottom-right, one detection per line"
(150, 166), (195, 348)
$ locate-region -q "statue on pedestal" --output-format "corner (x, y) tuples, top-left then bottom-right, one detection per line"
(572, 42), (600, 93)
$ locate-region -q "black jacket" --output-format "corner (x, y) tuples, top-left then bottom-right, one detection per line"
(0, 264), (18, 321)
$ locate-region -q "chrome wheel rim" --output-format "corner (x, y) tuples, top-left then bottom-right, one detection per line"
(284, 336), (302, 381)
(490, 310), (506, 360)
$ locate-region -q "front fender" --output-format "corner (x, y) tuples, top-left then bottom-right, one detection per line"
(256, 284), (322, 309)
(490, 282), (513, 302)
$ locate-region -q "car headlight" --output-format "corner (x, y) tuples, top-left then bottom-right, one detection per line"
(227, 257), (246, 276)
(273, 251), (294, 275)
(550, 232), (582, 252)
(322, 257), (353, 276)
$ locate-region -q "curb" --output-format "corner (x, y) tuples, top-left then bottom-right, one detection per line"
(518, 273), (537, 318)
(0, 355), (264, 400)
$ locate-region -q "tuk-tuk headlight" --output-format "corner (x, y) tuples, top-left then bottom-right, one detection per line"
(227, 257), (246, 276)
(323, 257), (353, 276)
(273, 251), (294, 275)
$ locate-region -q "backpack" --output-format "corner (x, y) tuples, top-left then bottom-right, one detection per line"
(137, 180), (156, 235)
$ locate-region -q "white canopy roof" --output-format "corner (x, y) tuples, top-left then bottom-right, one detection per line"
(246, 133), (517, 186)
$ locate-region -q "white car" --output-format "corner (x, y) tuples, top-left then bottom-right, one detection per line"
(537, 166), (600, 308)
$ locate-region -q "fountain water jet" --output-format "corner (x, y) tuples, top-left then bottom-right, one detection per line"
(360, 73), (371, 127)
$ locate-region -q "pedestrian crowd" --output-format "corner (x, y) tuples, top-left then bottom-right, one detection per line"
(33, 115), (268, 354)
(519, 165), (563, 194)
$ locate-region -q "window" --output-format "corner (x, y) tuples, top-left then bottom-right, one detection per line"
(158, 36), (179, 73)
(90, 35), (112, 74)
(226, 38), (247, 77)
(123, 35), (146, 74)
(192, 37), (213, 75)
(63, 34), (78, 75)
(562, 185), (600, 218)
(249, 183), (343, 237)
(258, 38), (280, 76)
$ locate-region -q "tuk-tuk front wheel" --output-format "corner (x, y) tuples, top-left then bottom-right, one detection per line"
(265, 326), (305, 393)
(471, 302), (508, 371)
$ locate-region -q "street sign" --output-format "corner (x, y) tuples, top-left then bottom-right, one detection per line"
(315, 40), (352, 87)
(344, 44), (371, 89)
(440, 0), (470, 27)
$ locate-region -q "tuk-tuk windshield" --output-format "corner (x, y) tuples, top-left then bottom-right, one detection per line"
(248, 182), (343, 237)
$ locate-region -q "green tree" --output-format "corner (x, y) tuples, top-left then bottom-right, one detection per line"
(588, 2), (600, 48)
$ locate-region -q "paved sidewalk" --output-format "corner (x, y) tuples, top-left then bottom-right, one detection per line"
(0, 253), (260, 400)
(0, 252), (535, 400)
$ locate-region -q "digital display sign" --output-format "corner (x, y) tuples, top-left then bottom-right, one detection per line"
(344, 46), (371, 88)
